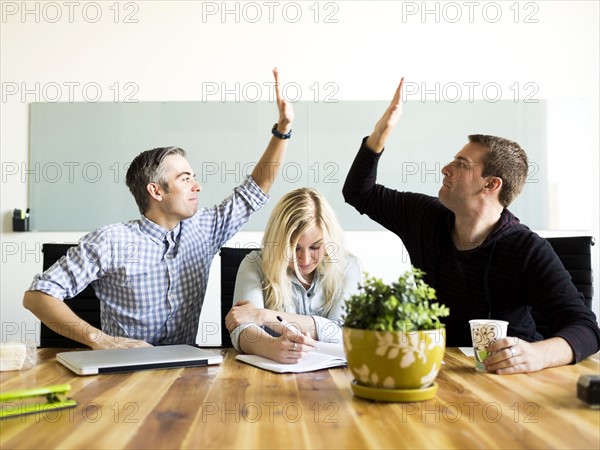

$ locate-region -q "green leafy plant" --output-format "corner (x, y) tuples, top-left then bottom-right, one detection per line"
(344, 267), (449, 332)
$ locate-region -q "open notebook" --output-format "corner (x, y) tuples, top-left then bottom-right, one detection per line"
(235, 342), (346, 373)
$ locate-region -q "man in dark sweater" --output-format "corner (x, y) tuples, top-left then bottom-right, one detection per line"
(343, 79), (600, 374)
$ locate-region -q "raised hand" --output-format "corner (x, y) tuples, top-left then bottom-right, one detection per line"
(251, 68), (294, 194)
(273, 67), (294, 133)
(366, 77), (404, 153)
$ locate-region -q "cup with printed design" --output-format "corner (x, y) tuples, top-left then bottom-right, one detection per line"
(469, 319), (509, 372)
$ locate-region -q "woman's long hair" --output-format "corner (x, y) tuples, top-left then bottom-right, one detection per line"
(261, 188), (349, 315)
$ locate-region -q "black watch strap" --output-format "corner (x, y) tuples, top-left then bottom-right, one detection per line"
(272, 123), (292, 139)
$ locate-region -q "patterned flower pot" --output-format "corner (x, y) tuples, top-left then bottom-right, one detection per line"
(343, 327), (445, 400)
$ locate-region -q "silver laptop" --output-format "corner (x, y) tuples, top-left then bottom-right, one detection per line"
(56, 345), (223, 375)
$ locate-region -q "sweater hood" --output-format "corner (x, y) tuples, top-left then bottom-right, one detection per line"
(444, 208), (527, 251)
(480, 208), (527, 249)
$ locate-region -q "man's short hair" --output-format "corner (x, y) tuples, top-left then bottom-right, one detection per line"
(468, 135), (528, 207)
(125, 147), (186, 214)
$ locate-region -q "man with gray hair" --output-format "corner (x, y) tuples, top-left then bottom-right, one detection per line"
(24, 69), (294, 349)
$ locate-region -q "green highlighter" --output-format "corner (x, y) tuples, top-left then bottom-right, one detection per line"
(0, 384), (77, 419)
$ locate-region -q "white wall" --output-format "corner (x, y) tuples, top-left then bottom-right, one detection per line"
(2, 1), (598, 345)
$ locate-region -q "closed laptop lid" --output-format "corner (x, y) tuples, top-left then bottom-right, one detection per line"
(56, 345), (223, 375)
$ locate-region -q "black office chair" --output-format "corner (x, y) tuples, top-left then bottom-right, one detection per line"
(39, 243), (101, 348)
(531, 236), (595, 338)
(219, 247), (259, 347)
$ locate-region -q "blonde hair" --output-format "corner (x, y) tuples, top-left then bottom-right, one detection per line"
(261, 188), (349, 315)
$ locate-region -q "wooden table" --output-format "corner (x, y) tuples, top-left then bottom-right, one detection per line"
(1, 348), (599, 449)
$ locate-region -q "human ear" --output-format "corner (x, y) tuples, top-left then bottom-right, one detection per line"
(146, 182), (163, 201)
(484, 176), (502, 193)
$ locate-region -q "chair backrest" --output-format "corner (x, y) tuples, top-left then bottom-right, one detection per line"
(219, 247), (259, 347)
(39, 243), (101, 348)
(532, 236), (595, 338)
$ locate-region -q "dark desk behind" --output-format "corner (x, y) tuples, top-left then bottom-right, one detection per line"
(1, 348), (599, 449)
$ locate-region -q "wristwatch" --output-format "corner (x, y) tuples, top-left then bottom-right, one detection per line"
(272, 123), (292, 140)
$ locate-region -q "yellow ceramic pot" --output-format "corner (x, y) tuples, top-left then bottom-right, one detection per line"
(343, 327), (446, 390)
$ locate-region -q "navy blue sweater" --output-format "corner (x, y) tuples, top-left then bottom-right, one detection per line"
(343, 139), (600, 362)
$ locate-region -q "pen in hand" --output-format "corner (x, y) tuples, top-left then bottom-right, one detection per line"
(276, 316), (319, 350)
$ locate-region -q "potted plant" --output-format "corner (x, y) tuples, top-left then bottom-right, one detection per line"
(343, 267), (449, 402)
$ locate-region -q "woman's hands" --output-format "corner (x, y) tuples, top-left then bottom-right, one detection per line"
(262, 331), (317, 364)
(230, 301), (320, 364)
(225, 300), (264, 332)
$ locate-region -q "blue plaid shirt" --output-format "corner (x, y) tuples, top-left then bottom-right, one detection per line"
(29, 176), (268, 345)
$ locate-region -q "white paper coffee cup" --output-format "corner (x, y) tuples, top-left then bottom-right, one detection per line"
(469, 320), (509, 372)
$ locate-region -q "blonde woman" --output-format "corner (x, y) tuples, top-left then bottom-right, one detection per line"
(225, 188), (362, 363)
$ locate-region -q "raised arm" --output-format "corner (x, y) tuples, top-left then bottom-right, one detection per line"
(250, 68), (295, 194)
(365, 78), (404, 153)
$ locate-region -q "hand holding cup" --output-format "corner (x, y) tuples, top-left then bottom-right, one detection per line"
(469, 319), (509, 372)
